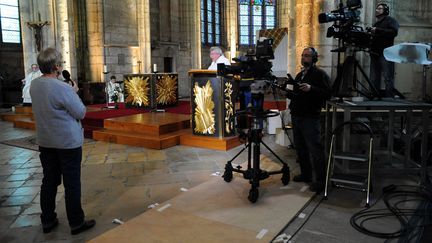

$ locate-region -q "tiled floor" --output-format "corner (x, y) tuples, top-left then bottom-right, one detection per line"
(0, 119), (298, 242)
(0, 114), (429, 242)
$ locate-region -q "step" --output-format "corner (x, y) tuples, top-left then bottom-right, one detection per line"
(1, 113), (33, 122)
(93, 128), (190, 150)
(179, 132), (242, 151)
(333, 152), (368, 162)
(14, 106), (33, 114)
(14, 117), (36, 130)
(103, 113), (190, 136)
(330, 173), (367, 187)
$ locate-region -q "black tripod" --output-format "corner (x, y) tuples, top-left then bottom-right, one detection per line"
(223, 90), (290, 203)
(332, 47), (381, 100)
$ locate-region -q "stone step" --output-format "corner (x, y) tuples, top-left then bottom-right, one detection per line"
(103, 113), (190, 136)
(1, 113), (33, 122)
(93, 128), (190, 150)
(14, 117), (36, 130)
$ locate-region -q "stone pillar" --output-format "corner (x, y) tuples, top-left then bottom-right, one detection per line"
(191, 0), (201, 69)
(55, 0), (77, 76)
(137, 0), (151, 73)
(278, 0), (296, 74)
(86, 0), (104, 81)
(225, 0), (238, 61)
(20, 0), (55, 72)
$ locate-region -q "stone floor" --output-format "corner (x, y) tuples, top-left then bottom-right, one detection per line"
(0, 115), (428, 242)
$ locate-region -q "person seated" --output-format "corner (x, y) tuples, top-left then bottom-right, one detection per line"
(107, 75), (124, 103)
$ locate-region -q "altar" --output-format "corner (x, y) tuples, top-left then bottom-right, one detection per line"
(123, 73), (178, 109)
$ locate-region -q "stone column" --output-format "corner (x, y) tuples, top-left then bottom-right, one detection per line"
(137, 0), (151, 73)
(55, 0), (77, 76)
(278, 0), (296, 74)
(86, 0), (104, 81)
(191, 0), (201, 69)
(225, 0), (238, 61)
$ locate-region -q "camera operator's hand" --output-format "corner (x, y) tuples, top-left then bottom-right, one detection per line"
(299, 83), (311, 92)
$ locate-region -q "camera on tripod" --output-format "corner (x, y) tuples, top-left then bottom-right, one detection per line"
(318, 0), (371, 49)
(217, 38), (276, 82)
(219, 39), (291, 203)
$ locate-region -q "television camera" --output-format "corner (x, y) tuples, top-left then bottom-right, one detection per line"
(217, 38), (276, 84)
(218, 38), (290, 203)
(318, 0), (371, 49)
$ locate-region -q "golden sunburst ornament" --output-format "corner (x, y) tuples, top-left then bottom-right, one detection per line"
(156, 75), (177, 105)
(193, 80), (215, 134)
(124, 76), (150, 106)
(224, 82), (234, 133)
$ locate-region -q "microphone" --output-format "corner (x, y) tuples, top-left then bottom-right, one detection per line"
(62, 70), (75, 87)
(62, 70), (71, 81)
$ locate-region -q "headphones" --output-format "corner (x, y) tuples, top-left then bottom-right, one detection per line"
(308, 47), (319, 63)
(377, 3), (390, 16)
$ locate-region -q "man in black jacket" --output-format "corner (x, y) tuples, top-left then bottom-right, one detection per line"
(370, 3), (399, 97)
(285, 47), (331, 193)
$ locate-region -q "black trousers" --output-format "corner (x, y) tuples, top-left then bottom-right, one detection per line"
(39, 146), (85, 228)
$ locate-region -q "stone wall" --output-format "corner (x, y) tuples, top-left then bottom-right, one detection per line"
(10, 0), (432, 102)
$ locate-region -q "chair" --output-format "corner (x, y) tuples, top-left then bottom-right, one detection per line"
(324, 120), (374, 207)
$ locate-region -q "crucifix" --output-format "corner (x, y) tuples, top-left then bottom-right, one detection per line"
(27, 20), (50, 52)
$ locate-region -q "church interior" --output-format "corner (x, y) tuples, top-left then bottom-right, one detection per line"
(0, 0), (432, 242)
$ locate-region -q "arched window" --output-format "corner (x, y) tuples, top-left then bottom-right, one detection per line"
(239, 0), (276, 46)
(0, 0), (21, 43)
(201, 0), (222, 45)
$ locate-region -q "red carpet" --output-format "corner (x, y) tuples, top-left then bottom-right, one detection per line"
(82, 100), (285, 138)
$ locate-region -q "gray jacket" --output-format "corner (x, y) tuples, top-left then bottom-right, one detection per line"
(30, 76), (86, 149)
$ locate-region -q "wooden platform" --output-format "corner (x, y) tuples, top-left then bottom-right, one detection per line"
(180, 132), (242, 151)
(93, 113), (191, 150)
(0, 105), (33, 122)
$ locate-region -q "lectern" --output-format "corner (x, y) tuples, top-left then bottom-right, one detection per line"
(188, 70), (236, 138)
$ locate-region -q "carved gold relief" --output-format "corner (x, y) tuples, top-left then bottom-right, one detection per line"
(224, 82), (234, 133)
(124, 76), (150, 106)
(156, 75), (177, 105)
(193, 80), (215, 134)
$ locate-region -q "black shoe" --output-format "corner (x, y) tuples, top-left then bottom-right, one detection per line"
(293, 174), (312, 183)
(71, 219), (96, 235)
(309, 182), (324, 193)
(43, 218), (59, 234)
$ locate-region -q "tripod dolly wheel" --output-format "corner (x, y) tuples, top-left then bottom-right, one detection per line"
(248, 187), (259, 203)
(223, 163), (233, 182)
(281, 167), (290, 186)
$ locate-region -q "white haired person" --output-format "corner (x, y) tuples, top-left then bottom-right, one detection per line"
(208, 46), (231, 70)
(30, 48), (95, 235)
(21, 63), (42, 106)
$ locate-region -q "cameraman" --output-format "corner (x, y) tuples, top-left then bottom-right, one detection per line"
(369, 3), (399, 97)
(285, 47), (331, 193)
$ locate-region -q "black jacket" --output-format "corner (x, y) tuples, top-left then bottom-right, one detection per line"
(371, 15), (399, 55)
(286, 66), (331, 118)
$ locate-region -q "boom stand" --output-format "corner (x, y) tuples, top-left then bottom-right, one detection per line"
(223, 92), (290, 203)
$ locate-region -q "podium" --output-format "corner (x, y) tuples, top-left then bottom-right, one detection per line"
(123, 73), (178, 109)
(188, 70), (236, 138)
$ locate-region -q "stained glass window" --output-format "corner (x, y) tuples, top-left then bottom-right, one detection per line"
(201, 0), (222, 46)
(0, 0), (20, 43)
(238, 0), (276, 46)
